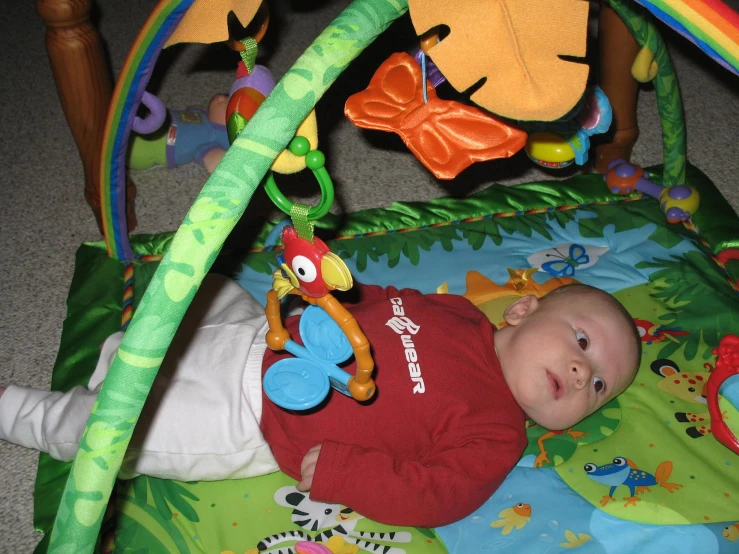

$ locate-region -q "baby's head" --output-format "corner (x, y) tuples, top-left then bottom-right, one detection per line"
(494, 284), (640, 430)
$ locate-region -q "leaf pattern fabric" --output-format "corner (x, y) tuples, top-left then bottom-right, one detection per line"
(408, 0), (590, 121)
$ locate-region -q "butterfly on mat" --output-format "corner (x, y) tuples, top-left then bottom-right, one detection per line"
(527, 243), (609, 277)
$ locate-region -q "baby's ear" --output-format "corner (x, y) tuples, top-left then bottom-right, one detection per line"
(503, 295), (539, 326)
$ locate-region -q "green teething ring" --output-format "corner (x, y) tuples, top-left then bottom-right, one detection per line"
(264, 137), (335, 220)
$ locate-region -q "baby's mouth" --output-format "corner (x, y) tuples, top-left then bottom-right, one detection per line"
(547, 370), (565, 400)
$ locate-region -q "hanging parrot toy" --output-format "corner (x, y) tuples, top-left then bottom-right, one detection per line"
(272, 226), (353, 299)
(263, 226), (376, 411)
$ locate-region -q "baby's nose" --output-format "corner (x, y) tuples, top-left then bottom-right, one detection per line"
(570, 362), (592, 389)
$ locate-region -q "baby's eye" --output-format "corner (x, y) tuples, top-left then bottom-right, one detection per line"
(593, 376), (605, 394)
(576, 330), (589, 350)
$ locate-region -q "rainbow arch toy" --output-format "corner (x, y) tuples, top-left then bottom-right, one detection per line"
(100, 0), (196, 261)
(636, 0), (739, 76)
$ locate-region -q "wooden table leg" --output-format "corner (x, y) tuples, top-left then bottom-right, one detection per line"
(594, 1), (641, 173)
(36, 0), (136, 233)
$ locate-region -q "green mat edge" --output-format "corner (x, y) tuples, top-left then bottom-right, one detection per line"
(126, 163), (739, 263)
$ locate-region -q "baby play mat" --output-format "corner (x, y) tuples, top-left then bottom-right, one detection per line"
(33, 166), (739, 553)
(28, 0), (739, 552)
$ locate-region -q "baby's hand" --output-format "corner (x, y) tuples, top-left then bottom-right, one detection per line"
(296, 444), (322, 492)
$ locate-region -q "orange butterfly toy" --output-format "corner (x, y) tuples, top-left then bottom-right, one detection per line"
(344, 52), (527, 180)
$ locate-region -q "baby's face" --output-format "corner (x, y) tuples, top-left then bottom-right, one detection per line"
(495, 292), (638, 430)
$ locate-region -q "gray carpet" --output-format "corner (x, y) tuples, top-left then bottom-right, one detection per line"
(1, 0), (737, 550)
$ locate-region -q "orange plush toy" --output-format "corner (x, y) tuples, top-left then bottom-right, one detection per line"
(406, 0), (590, 122)
(345, 52), (527, 180)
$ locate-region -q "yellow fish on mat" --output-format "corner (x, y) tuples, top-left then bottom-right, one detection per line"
(724, 523), (739, 542)
(490, 503), (532, 535)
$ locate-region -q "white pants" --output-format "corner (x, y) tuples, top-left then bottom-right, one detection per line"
(0, 275), (280, 481)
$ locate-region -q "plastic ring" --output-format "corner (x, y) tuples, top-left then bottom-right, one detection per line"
(263, 143), (334, 221)
(420, 28), (440, 54)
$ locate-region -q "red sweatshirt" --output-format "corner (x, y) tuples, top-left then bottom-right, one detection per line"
(260, 285), (527, 528)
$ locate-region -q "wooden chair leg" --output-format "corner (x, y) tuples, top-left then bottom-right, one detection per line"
(594, 2), (641, 173)
(36, 0), (137, 233)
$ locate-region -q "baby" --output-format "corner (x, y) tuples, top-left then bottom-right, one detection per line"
(0, 275), (639, 528)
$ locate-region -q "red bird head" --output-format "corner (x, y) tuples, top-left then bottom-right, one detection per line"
(634, 318), (689, 345)
(634, 318), (659, 343)
(276, 226), (353, 298)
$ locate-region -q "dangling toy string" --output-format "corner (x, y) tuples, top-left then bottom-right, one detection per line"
(289, 202), (315, 242)
(418, 28), (441, 104)
(239, 37), (259, 73)
(421, 51), (429, 104)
